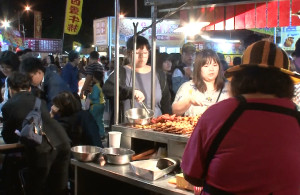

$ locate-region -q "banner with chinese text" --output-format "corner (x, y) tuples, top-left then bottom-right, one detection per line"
(64, 0), (83, 35)
(34, 11), (42, 38)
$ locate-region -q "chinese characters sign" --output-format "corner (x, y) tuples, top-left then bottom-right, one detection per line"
(64, 0), (83, 35)
(93, 17), (108, 46)
(34, 11), (42, 38)
(24, 38), (62, 53)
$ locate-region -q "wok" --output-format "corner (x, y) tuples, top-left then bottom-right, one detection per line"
(125, 108), (154, 125)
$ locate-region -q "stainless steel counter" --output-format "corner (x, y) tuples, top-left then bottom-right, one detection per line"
(71, 159), (193, 195)
(112, 124), (190, 158)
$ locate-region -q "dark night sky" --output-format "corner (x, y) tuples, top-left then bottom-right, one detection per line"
(0, 0), (151, 50)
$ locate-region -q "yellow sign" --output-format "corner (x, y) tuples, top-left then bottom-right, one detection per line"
(73, 41), (81, 49)
(64, 0), (83, 35)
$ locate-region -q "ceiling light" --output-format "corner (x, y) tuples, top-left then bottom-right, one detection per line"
(200, 35), (240, 43)
(174, 22), (210, 36)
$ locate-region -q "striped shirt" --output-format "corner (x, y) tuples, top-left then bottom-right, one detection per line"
(85, 62), (104, 75)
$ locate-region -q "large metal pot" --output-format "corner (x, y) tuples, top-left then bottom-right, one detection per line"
(71, 145), (102, 162)
(125, 108), (154, 125)
(102, 147), (135, 165)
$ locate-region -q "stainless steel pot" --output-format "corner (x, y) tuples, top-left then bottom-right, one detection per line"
(71, 145), (102, 162)
(125, 108), (154, 125)
(102, 147), (135, 165)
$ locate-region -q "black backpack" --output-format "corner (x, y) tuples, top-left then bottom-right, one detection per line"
(20, 97), (43, 146)
(20, 97), (53, 150)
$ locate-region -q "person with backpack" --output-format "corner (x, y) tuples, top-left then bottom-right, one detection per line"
(103, 35), (172, 124)
(1, 72), (71, 195)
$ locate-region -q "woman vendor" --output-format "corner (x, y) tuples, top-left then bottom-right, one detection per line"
(172, 49), (229, 116)
(103, 35), (171, 123)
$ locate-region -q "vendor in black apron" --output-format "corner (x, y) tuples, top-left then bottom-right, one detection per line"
(181, 40), (300, 195)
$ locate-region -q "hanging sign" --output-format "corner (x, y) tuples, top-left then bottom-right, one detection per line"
(64, 0), (83, 35)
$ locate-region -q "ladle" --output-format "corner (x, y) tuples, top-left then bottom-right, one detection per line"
(139, 101), (151, 114)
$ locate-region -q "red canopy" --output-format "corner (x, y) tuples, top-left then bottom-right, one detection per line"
(180, 0), (300, 30)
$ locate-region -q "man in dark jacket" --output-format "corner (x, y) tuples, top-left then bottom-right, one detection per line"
(20, 57), (71, 110)
(2, 72), (71, 195)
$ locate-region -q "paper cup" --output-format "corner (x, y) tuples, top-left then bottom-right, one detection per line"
(108, 131), (122, 148)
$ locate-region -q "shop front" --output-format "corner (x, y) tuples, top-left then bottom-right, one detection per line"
(74, 1), (300, 194)
(93, 16), (185, 60)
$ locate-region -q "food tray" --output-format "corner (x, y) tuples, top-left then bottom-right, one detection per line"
(130, 158), (177, 181)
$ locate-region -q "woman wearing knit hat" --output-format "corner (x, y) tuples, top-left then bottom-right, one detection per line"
(181, 41), (300, 194)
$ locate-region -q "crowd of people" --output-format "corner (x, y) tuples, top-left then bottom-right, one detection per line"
(1, 33), (300, 194)
(0, 49), (106, 195)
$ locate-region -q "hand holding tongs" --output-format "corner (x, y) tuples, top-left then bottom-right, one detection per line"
(139, 101), (151, 114)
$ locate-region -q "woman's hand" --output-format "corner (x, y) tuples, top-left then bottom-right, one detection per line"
(189, 95), (203, 106)
(134, 90), (145, 102)
(50, 105), (59, 118)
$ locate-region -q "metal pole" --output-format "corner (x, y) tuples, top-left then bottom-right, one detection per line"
(22, 24), (25, 47)
(131, 23), (138, 108)
(18, 11), (21, 32)
(62, 0), (68, 54)
(108, 17), (112, 66)
(135, 0), (137, 18)
(151, 5), (157, 111)
(114, 0), (120, 124)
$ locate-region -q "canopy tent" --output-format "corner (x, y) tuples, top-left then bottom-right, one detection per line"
(152, 0), (300, 30)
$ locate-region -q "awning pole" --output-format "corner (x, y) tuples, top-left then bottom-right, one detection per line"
(151, 4), (157, 111)
(114, 0), (120, 124)
(131, 23), (138, 108)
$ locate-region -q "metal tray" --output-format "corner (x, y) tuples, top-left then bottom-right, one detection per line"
(129, 158), (177, 180)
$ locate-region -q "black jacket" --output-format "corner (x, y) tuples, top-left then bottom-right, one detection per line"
(103, 66), (172, 123)
(1, 92), (70, 152)
(57, 110), (103, 147)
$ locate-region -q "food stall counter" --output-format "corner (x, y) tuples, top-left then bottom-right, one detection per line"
(111, 124), (190, 158)
(71, 158), (193, 195)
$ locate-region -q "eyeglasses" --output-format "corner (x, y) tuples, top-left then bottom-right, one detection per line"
(134, 51), (149, 55)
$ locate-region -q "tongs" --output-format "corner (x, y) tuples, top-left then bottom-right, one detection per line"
(139, 101), (151, 114)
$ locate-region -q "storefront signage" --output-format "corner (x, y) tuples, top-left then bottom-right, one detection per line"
(24, 38), (62, 53)
(93, 17), (184, 47)
(110, 17), (184, 47)
(280, 26), (300, 51)
(93, 17), (109, 46)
